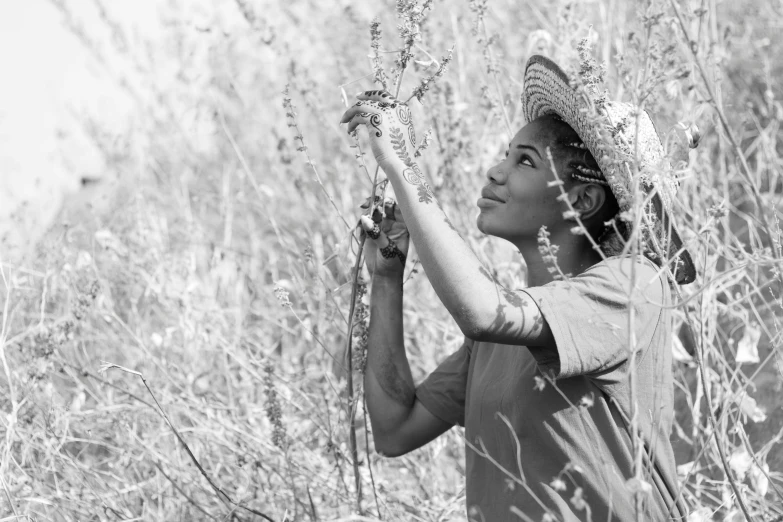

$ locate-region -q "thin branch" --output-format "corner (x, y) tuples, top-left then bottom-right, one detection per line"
(100, 363), (276, 522)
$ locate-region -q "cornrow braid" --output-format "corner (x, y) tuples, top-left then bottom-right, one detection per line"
(571, 164), (610, 186)
(560, 139), (609, 186)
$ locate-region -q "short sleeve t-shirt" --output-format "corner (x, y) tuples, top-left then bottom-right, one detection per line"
(416, 256), (687, 521)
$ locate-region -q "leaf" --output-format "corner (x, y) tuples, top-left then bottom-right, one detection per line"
(736, 322), (761, 364)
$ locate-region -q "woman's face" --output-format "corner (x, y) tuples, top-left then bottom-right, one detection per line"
(476, 115), (573, 241)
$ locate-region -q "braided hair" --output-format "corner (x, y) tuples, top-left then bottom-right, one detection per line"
(549, 114), (629, 257)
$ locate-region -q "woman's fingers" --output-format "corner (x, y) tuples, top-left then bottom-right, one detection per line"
(340, 100), (380, 125)
(356, 90), (395, 103)
(359, 195), (381, 210)
(360, 197), (405, 227)
(383, 198), (405, 223)
(360, 215), (387, 248)
(345, 112), (374, 135)
(359, 214), (407, 266)
(339, 103), (362, 124)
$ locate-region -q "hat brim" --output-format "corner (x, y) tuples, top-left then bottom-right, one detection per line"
(522, 55), (696, 285)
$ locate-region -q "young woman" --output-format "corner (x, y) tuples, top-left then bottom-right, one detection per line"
(341, 55), (693, 521)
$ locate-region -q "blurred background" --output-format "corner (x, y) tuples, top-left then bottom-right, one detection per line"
(1, 0), (782, 520)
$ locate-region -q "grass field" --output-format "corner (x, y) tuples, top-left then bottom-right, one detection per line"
(2, 0), (782, 520)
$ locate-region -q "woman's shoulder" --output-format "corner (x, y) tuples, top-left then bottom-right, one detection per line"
(591, 253), (661, 273)
(584, 254), (668, 302)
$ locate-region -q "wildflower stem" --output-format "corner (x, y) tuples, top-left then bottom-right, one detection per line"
(677, 297), (753, 522)
(344, 55), (411, 514)
(479, 17), (513, 139)
(670, 0), (777, 255)
(281, 88), (354, 232)
(363, 394), (383, 518)
(0, 260), (18, 483)
(668, 4), (761, 521)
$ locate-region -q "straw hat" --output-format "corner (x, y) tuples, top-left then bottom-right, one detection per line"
(522, 54), (696, 285)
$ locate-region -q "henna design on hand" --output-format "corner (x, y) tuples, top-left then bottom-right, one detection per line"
(380, 238), (406, 266)
(368, 113), (383, 138)
(364, 90), (393, 99)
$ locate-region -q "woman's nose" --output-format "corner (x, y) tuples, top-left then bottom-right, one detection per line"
(486, 162), (507, 184)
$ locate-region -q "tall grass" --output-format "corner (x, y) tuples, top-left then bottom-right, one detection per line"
(2, 0), (781, 520)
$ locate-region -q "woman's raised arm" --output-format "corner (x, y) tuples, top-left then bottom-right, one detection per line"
(342, 91), (554, 349)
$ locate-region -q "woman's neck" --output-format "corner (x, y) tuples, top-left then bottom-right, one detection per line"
(514, 230), (604, 287)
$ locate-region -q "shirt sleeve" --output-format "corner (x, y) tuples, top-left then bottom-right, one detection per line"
(521, 255), (665, 382)
(415, 337), (473, 427)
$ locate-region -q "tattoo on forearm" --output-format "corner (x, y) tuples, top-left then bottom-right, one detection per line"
(390, 127), (435, 204)
(396, 105), (416, 147)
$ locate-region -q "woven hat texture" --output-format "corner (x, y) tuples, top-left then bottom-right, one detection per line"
(522, 54), (696, 285)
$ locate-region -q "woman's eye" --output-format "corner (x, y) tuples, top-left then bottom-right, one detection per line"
(519, 155), (534, 167)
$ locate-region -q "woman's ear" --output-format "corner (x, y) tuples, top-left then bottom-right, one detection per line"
(569, 184), (607, 221)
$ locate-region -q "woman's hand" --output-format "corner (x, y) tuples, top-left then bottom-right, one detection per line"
(341, 90), (436, 205)
(359, 197), (409, 279)
(340, 90), (419, 172)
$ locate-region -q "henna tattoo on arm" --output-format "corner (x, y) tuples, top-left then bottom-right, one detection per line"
(396, 105), (416, 147)
(390, 127), (435, 204)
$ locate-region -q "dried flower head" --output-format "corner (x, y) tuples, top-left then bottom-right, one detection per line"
(410, 46), (454, 102)
(274, 285), (292, 308)
(264, 362), (287, 450)
(579, 393), (595, 408)
(393, 0), (433, 76)
(370, 18), (388, 90)
(537, 226), (565, 280)
(570, 487), (587, 511)
(352, 277), (369, 373)
(550, 477), (567, 492)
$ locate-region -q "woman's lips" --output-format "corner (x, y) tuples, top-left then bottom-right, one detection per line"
(480, 186), (504, 202)
(477, 197), (503, 208)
